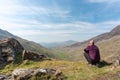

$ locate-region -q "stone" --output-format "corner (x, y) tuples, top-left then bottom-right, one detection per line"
(0, 38), (24, 64)
(114, 59), (120, 67)
(12, 68), (64, 80)
(22, 50), (47, 61)
(0, 74), (12, 80)
(12, 69), (34, 80)
(113, 55), (120, 67)
(7, 56), (14, 63)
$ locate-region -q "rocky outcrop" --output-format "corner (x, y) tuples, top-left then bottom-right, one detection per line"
(0, 38), (49, 64)
(22, 50), (47, 61)
(12, 68), (64, 80)
(0, 38), (24, 63)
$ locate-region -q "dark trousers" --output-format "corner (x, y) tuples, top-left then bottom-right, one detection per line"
(84, 52), (99, 65)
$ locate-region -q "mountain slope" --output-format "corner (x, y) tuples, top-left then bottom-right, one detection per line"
(54, 25), (120, 61)
(0, 29), (56, 58)
(0, 29), (15, 38)
(68, 25), (120, 48)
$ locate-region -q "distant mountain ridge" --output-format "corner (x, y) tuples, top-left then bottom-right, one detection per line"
(70, 25), (120, 47)
(41, 40), (78, 48)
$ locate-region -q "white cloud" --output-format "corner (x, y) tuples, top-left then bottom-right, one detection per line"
(12, 30), (76, 36)
(0, 0), (19, 15)
(0, 19), (119, 42)
(0, 17), (45, 31)
(0, 14), (93, 31)
(0, 0), (72, 34)
(88, 0), (120, 3)
(0, 0), (71, 19)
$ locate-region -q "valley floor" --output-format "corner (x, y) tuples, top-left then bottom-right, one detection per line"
(0, 60), (120, 80)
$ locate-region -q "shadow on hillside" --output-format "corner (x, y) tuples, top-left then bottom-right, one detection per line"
(99, 60), (112, 68)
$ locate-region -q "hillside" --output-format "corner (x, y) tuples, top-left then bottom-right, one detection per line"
(54, 25), (120, 61)
(69, 25), (120, 47)
(0, 29), (56, 58)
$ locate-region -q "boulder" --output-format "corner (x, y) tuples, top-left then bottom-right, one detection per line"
(113, 55), (120, 67)
(0, 38), (24, 63)
(22, 50), (47, 61)
(12, 68), (64, 80)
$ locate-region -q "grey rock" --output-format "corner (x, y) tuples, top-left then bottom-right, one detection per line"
(113, 55), (120, 67)
(12, 68), (64, 80)
(114, 59), (120, 66)
(22, 50), (47, 61)
(0, 74), (12, 80)
(0, 38), (24, 64)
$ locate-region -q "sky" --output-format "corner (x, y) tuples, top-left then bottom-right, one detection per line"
(0, 0), (120, 43)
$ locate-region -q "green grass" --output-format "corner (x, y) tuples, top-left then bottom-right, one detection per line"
(51, 50), (69, 60)
(0, 60), (119, 80)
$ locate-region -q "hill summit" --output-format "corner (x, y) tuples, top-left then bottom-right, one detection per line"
(111, 25), (120, 35)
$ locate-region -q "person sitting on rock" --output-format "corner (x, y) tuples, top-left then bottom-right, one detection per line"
(84, 40), (101, 67)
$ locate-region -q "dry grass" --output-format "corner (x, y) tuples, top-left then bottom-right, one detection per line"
(0, 60), (119, 80)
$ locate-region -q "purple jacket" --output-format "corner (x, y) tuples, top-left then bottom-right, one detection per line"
(84, 45), (100, 61)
